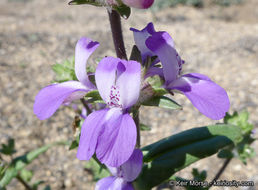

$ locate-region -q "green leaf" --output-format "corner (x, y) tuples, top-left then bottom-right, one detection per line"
(134, 124), (242, 190)
(224, 111), (253, 135)
(140, 124), (151, 131)
(52, 58), (77, 83)
(84, 158), (110, 181)
(222, 111), (255, 164)
(0, 138), (16, 156)
(20, 169), (33, 182)
(142, 124), (242, 162)
(0, 141), (68, 188)
(142, 96), (182, 110)
(191, 168), (207, 182)
(113, 4), (131, 19)
(68, 0), (103, 6)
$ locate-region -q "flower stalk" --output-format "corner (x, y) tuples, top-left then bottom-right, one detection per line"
(108, 9), (141, 149)
(108, 10), (127, 60)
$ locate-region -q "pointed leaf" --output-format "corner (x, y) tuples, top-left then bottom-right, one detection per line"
(142, 96), (182, 110)
(134, 124), (243, 190)
(0, 141), (68, 188)
(140, 123), (151, 131)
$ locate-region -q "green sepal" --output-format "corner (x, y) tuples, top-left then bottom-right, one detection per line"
(68, 0), (103, 6)
(142, 96), (182, 110)
(113, 4), (131, 19)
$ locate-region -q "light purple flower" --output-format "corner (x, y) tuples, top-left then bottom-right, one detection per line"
(131, 23), (230, 120)
(77, 57), (141, 167)
(33, 37), (99, 120)
(96, 149), (143, 190)
(122, 0), (154, 9)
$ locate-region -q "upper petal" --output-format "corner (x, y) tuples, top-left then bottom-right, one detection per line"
(116, 60), (141, 109)
(95, 57), (119, 103)
(121, 149), (143, 182)
(122, 0), (154, 9)
(96, 57), (141, 109)
(168, 73), (230, 120)
(77, 109), (109, 160)
(146, 32), (179, 85)
(75, 37), (99, 88)
(33, 81), (88, 120)
(96, 109), (137, 167)
(130, 23), (156, 63)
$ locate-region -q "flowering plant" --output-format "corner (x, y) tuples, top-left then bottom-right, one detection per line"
(0, 1), (255, 190)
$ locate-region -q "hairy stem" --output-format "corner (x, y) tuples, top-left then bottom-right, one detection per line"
(80, 98), (92, 115)
(133, 110), (141, 148)
(108, 10), (127, 60)
(16, 175), (33, 190)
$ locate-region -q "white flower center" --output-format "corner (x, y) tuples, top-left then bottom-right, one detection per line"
(108, 85), (122, 108)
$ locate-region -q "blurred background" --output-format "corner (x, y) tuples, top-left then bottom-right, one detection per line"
(0, 0), (257, 189)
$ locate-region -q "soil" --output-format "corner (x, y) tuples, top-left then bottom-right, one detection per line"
(0, 0), (257, 189)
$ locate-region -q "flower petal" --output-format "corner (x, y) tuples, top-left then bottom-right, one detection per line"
(33, 81), (88, 120)
(95, 176), (133, 190)
(130, 23), (156, 62)
(95, 57), (119, 103)
(122, 0), (154, 9)
(96, 109), (137, 167)
(95, 176), (116, 190)
(121, 149), (143, 182)
(75, 37), (99, 88)
(77, 109), (109, 160)
(168, 73), (230, 120)
(146, 32), (179, 85)
(116, 60), (141, 109)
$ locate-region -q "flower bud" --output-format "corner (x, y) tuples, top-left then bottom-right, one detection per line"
(122, 0), (154, 9)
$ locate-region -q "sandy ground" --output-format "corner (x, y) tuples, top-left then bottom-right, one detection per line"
(0, 0), (257, 189)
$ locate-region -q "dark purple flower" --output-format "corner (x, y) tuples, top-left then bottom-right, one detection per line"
(96, 149), (143, 190)
(77, 57), (141, 167)
(131, 23), (230, 120)
(33, 37), (99, 120)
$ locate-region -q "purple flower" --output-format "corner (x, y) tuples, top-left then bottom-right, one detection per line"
(77, 57), (141, 167)
(33, 37), (99, 120)
(96, 149), (143, 190)
(122, 0), (154, 9)
(131, 23), (230, 120)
